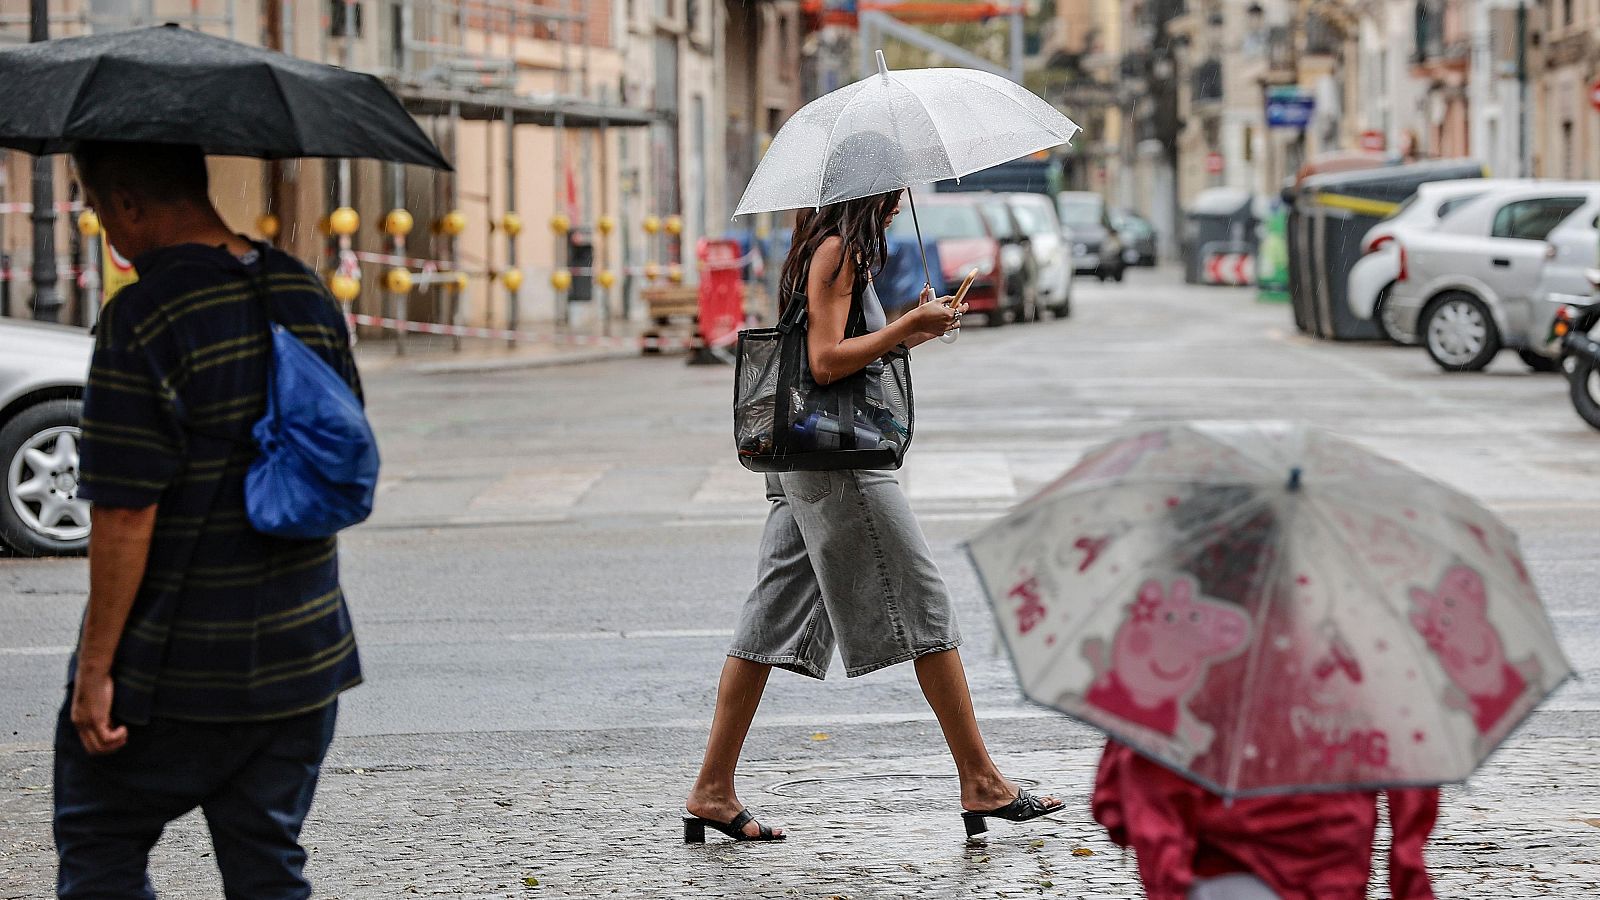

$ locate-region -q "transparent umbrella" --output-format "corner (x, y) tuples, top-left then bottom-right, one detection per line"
(735, 50), (1078, 335)
(966, 422), (1572, 797)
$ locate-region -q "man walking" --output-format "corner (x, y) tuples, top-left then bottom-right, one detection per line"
(56, 141), (363, 898)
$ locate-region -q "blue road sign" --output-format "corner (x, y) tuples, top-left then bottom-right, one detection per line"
(1265, 90), (1315, 129)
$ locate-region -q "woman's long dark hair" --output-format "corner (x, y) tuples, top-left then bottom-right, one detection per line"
(778, 190), (901, 312)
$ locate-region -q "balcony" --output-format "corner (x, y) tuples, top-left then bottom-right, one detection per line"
(1412, 0), (1468, 69)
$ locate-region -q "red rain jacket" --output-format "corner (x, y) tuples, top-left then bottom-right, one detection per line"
(1092, 741), (1438, 900)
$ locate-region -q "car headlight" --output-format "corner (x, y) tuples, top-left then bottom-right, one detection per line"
(1074, 243), (1089, 255)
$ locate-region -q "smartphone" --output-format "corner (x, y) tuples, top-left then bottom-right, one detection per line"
(951, 268), (979, 306)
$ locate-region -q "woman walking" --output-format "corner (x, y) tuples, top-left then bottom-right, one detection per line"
(684, 190), (1062, 843)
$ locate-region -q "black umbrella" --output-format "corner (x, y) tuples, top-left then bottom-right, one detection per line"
(0, 24), (450, 169)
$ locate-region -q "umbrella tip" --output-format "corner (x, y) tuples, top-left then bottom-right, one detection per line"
(1286, 467), (1302, 493)
(876, 49), (889, 78)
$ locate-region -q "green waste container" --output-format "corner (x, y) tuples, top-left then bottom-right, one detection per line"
(1256, 203), (1290, 303)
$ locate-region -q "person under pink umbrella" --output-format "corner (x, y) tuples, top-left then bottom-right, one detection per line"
(1092, 741), (1439, 900)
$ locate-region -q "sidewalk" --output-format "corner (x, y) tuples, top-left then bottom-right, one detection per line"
(353, 333), (653, 377)
(3, 726), (1595, 898)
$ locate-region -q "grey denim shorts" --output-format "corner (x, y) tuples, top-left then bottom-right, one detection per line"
(728, 470), (962, 679)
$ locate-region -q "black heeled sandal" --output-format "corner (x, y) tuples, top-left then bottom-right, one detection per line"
(682, 809), (786, 843)
(961, 788), (1063, 839)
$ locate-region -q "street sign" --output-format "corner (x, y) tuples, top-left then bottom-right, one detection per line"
(1591, 77), (1600, 113)
(1265, 88), (1316, 130)
(1205, 152), (1225, 175)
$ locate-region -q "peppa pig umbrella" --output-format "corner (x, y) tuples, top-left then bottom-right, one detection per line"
(966, 422), (1571, 798)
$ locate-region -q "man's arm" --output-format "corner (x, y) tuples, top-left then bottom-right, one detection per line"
(71, 503), (158, 755)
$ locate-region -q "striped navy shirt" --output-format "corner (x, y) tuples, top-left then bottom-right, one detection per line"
(76, 240), (363, 724)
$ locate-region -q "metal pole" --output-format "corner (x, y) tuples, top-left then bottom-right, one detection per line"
(389, 161), (407, 355)
(1516, 1), (1529, 177)
(554, 112), (567, 330)
(448, 100), (461, 350)
(337, 0), (356, 330)
(504, 106), (518, 346)
(29, 0), (59, 323)
(1009, 8), (1023, 82)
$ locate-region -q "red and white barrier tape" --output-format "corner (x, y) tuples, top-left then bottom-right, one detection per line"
(0, 265), (84, 281)
(348, 313), (742, 351)
(0, 201), (85, 215)
(347, 249), (758, 277)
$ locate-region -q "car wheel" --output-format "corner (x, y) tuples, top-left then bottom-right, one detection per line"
(1372, 284), (1407, 345)
(1517, 349), (1561, 373)
(1, 399), (90, 557)
(1422, 293), (1500, 372)
(1571, 357), (1600, 431)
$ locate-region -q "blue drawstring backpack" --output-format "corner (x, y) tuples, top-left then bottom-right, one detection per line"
(243, 277), (379, 539)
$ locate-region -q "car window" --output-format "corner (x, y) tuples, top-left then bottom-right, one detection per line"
(1056, 197), (1101, 228)
(1490, 197), (1588, 241)
(889, 203), (987, 240)
(1009, 201), (1055, 235)
(981, 202), (1018, 238)
(1435, 193), (1483, 219)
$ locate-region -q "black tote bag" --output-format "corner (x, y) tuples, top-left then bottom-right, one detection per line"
(733, 279), (913, 472)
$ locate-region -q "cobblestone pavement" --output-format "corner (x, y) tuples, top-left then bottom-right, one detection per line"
(3, 732), (1596, 898)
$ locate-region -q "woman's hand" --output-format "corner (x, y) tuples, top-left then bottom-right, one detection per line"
(903, 286), (965, 344)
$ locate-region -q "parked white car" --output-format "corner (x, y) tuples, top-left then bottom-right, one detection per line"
(1004, 192), (1074, 318)
(1387, 182), (1600, 371)
(1347, 179), (1512, 343)
(1, 317), (93, 556)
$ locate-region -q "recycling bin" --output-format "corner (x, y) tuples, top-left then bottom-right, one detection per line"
(1182, 188), (1256, 285)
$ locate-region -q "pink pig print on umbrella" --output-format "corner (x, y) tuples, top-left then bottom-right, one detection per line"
(1081, 576), (1249, 753)
(1409, 565), (1541, 741)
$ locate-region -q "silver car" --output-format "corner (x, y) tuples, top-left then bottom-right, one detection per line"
(1387, 182), (1600, 371)
(1, 317), (93, 555)
(1004, 192), (1075, 317)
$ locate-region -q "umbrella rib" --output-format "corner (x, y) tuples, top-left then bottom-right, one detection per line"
(817, 84), (870, 208)
(1216, 506), (1294, 796)
(263, 65), (303, 155)
(61, 53), (107, 148)
(894, 80), (955, 176)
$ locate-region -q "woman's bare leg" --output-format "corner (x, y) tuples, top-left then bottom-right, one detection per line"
(915, 648), (1054, 811)
(686, 656), (784, 837)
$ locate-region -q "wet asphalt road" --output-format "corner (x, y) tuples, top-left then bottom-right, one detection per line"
(4, 266), (1599, 764)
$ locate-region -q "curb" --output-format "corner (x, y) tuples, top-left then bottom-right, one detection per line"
(357, 347), (647, 376)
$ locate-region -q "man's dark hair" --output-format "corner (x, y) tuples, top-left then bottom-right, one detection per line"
(72, 141), (210, 205)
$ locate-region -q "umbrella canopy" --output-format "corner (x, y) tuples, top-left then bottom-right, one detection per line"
(966, 422), (1571, 798)
(733, 51), (1078, 217)
(0, 24), (449, 169)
